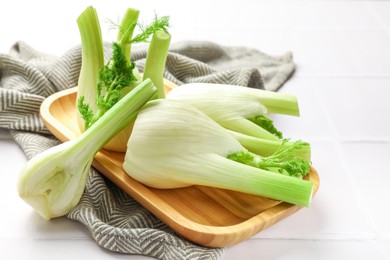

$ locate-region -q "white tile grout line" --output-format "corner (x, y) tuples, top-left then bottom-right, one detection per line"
(253, 230), (382, 241)
(311, 75), (386, 242)
(305, 135), (390, 143)
(277, 0), (390, 79)
(286, 7), (390, 246)
(248, 236), (390, 243)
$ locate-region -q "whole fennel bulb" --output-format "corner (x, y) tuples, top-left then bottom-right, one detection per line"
(123, 99), (313, 207)
(166, 83), (311, 160)
(166, 83), (300, 140)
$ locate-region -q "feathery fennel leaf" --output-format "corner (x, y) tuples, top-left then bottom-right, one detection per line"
(228, 139), (311, 178)
(78, 42), (138, 129)
(77, 11), (170, 130)
(131, 15), (170, 43)
(249, 115), (283, 139)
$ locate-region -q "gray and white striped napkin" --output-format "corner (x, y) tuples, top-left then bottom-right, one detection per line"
(0, 41), (294, 259)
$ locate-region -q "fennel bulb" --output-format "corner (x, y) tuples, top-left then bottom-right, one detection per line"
(17, 80), (157, 220)
(166, 83), (299, 139)
(166, 82), (310, 159)
(123, 99), (313, 207)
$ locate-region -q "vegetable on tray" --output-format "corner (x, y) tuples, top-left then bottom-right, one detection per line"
(17, 80), (157, 220)
(123, 99), (313, 207)
(166, 83), (311, 159)
(17, 5), (316, 221)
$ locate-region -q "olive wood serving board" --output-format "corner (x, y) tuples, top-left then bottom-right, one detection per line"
(40, 83), (320, 248)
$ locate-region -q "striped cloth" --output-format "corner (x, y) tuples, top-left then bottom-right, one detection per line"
(0, 41), (295, 259)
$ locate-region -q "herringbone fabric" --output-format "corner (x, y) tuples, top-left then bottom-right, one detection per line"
(0, 41), (294, 259)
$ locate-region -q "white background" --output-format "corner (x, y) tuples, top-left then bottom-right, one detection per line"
(1, 0), (390, 259)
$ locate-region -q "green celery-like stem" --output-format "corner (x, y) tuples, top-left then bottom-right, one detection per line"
(126, 152), (313, 207)
(202, 154), (314, 207)
(230, 130), (311, 160)
(76, 6), (104, 117)
(223, 117), (280, 141)
(117, 8), (140, 63)
(142, 29), (171, 98)
(254, 90), (300, 116)
(17, 80), (157, 220)
(230, 130), (283, 156)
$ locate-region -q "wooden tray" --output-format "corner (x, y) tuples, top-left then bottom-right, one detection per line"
(40, 85), (320, 248)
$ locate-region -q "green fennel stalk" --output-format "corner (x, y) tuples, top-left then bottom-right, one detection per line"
(230, 131), (311, 160)
(227, 139), (311, 178)
(116, 8), (140, 63)
(77, 7), (170, 130)
(76, 6), (104, 128)
(143, 29), (171, 98)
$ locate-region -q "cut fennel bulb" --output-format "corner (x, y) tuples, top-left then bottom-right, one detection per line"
(123, 99), (314, 207)
(17, 80), (157, 220)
